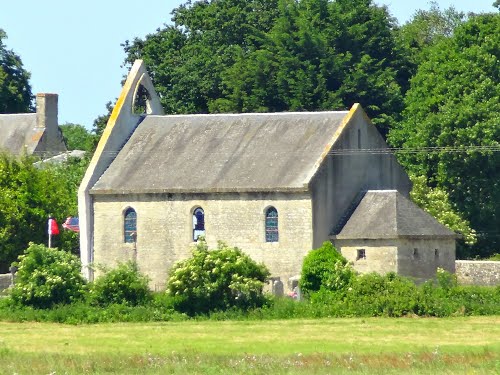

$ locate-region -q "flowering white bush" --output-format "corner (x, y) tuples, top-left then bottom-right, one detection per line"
(166, 239), (270, 314)
(10, 243), (86, 308)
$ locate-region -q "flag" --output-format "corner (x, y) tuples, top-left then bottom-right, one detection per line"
(48, 218), (59, 236)
(62, 216), (79, 232)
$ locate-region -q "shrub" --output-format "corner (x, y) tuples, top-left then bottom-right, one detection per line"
(88, 262), (152, 306)
(342, 272), (419, 317)
(10, 243), (86, 308)
(166, 239), (270, 315)
(300, 241), (354, 296)
(436, 267), (457, 290)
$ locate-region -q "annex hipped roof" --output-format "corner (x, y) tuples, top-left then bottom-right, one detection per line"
(90, 110), (350, 194)
(332, 190), (457, 239)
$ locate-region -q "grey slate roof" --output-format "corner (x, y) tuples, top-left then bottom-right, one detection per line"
(34, 150), (86, 167)
(332, 190), (457, 239)
(91, 111), (348, 194)
(0, 114), (42, 155)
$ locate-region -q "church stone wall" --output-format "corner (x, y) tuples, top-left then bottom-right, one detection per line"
(92, 192), (313, 291)
(335, 237), (455, 282)
(335, 239), (398, 275)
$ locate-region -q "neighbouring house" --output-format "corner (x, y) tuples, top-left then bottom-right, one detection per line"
(79, 60), (457, 291)
(34, 149), (86, 167)
(0, 93), (67, 157)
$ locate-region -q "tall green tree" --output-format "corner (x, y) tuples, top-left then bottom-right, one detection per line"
(122, 0), (407, 137)
(394, 2), (467, 88)
(389, 14), (500, 257)
(0, 29), (32, 113)
(123, 0), (280, 115)
(0, 153), (87, 271)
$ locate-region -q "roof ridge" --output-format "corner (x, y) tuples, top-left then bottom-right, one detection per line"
(144, 111), (349, 119)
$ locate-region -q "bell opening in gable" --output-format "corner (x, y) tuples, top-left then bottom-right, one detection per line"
(133, 83), (153, 115)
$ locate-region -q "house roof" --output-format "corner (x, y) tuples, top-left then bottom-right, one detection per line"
(90, 111), (350, 194)
(34, 150), (86, 167)
(0, 114), (43, 155)
(332, 190), (457, 239)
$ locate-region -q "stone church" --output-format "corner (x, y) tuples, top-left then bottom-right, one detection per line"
(79, 60), (457, 290)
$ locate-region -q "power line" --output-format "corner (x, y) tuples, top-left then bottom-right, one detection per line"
(328, 145), (500, 155)
(31, 145), (500, 157)
(106, 145), (499, 157)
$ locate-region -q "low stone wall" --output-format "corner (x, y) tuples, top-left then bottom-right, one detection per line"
(455, 260), (500, 286)
(0, 274), (12, 291)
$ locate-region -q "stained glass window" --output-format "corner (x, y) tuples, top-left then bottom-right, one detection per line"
(193, 207), (205, 241)
(124, 208), (137, 243)
(265, 207), (279, 242)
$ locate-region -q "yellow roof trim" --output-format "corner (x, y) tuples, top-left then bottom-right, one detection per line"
(303, 103), (361, 186)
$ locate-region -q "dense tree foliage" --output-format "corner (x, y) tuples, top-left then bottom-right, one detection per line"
(389, 14), (500, 257)
(60, 123), (95, 152)
(122, 0), (408, 136)
(0, 29), (32, 113)
(0, 154), (87, 271)
(394, 2), (467, 83)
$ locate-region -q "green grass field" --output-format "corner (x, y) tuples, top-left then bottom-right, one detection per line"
(1, 316), (499, 374)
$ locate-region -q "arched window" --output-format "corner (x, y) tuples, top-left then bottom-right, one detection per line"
(265, 207), (279, 242)
(124, 208), (137, 243)
(193, 207), (205, 241)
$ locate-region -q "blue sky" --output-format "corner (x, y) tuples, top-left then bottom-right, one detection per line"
(0, 0), (496, 129)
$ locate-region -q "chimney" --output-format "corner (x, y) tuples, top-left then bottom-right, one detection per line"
(36, 93), (58, 130)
